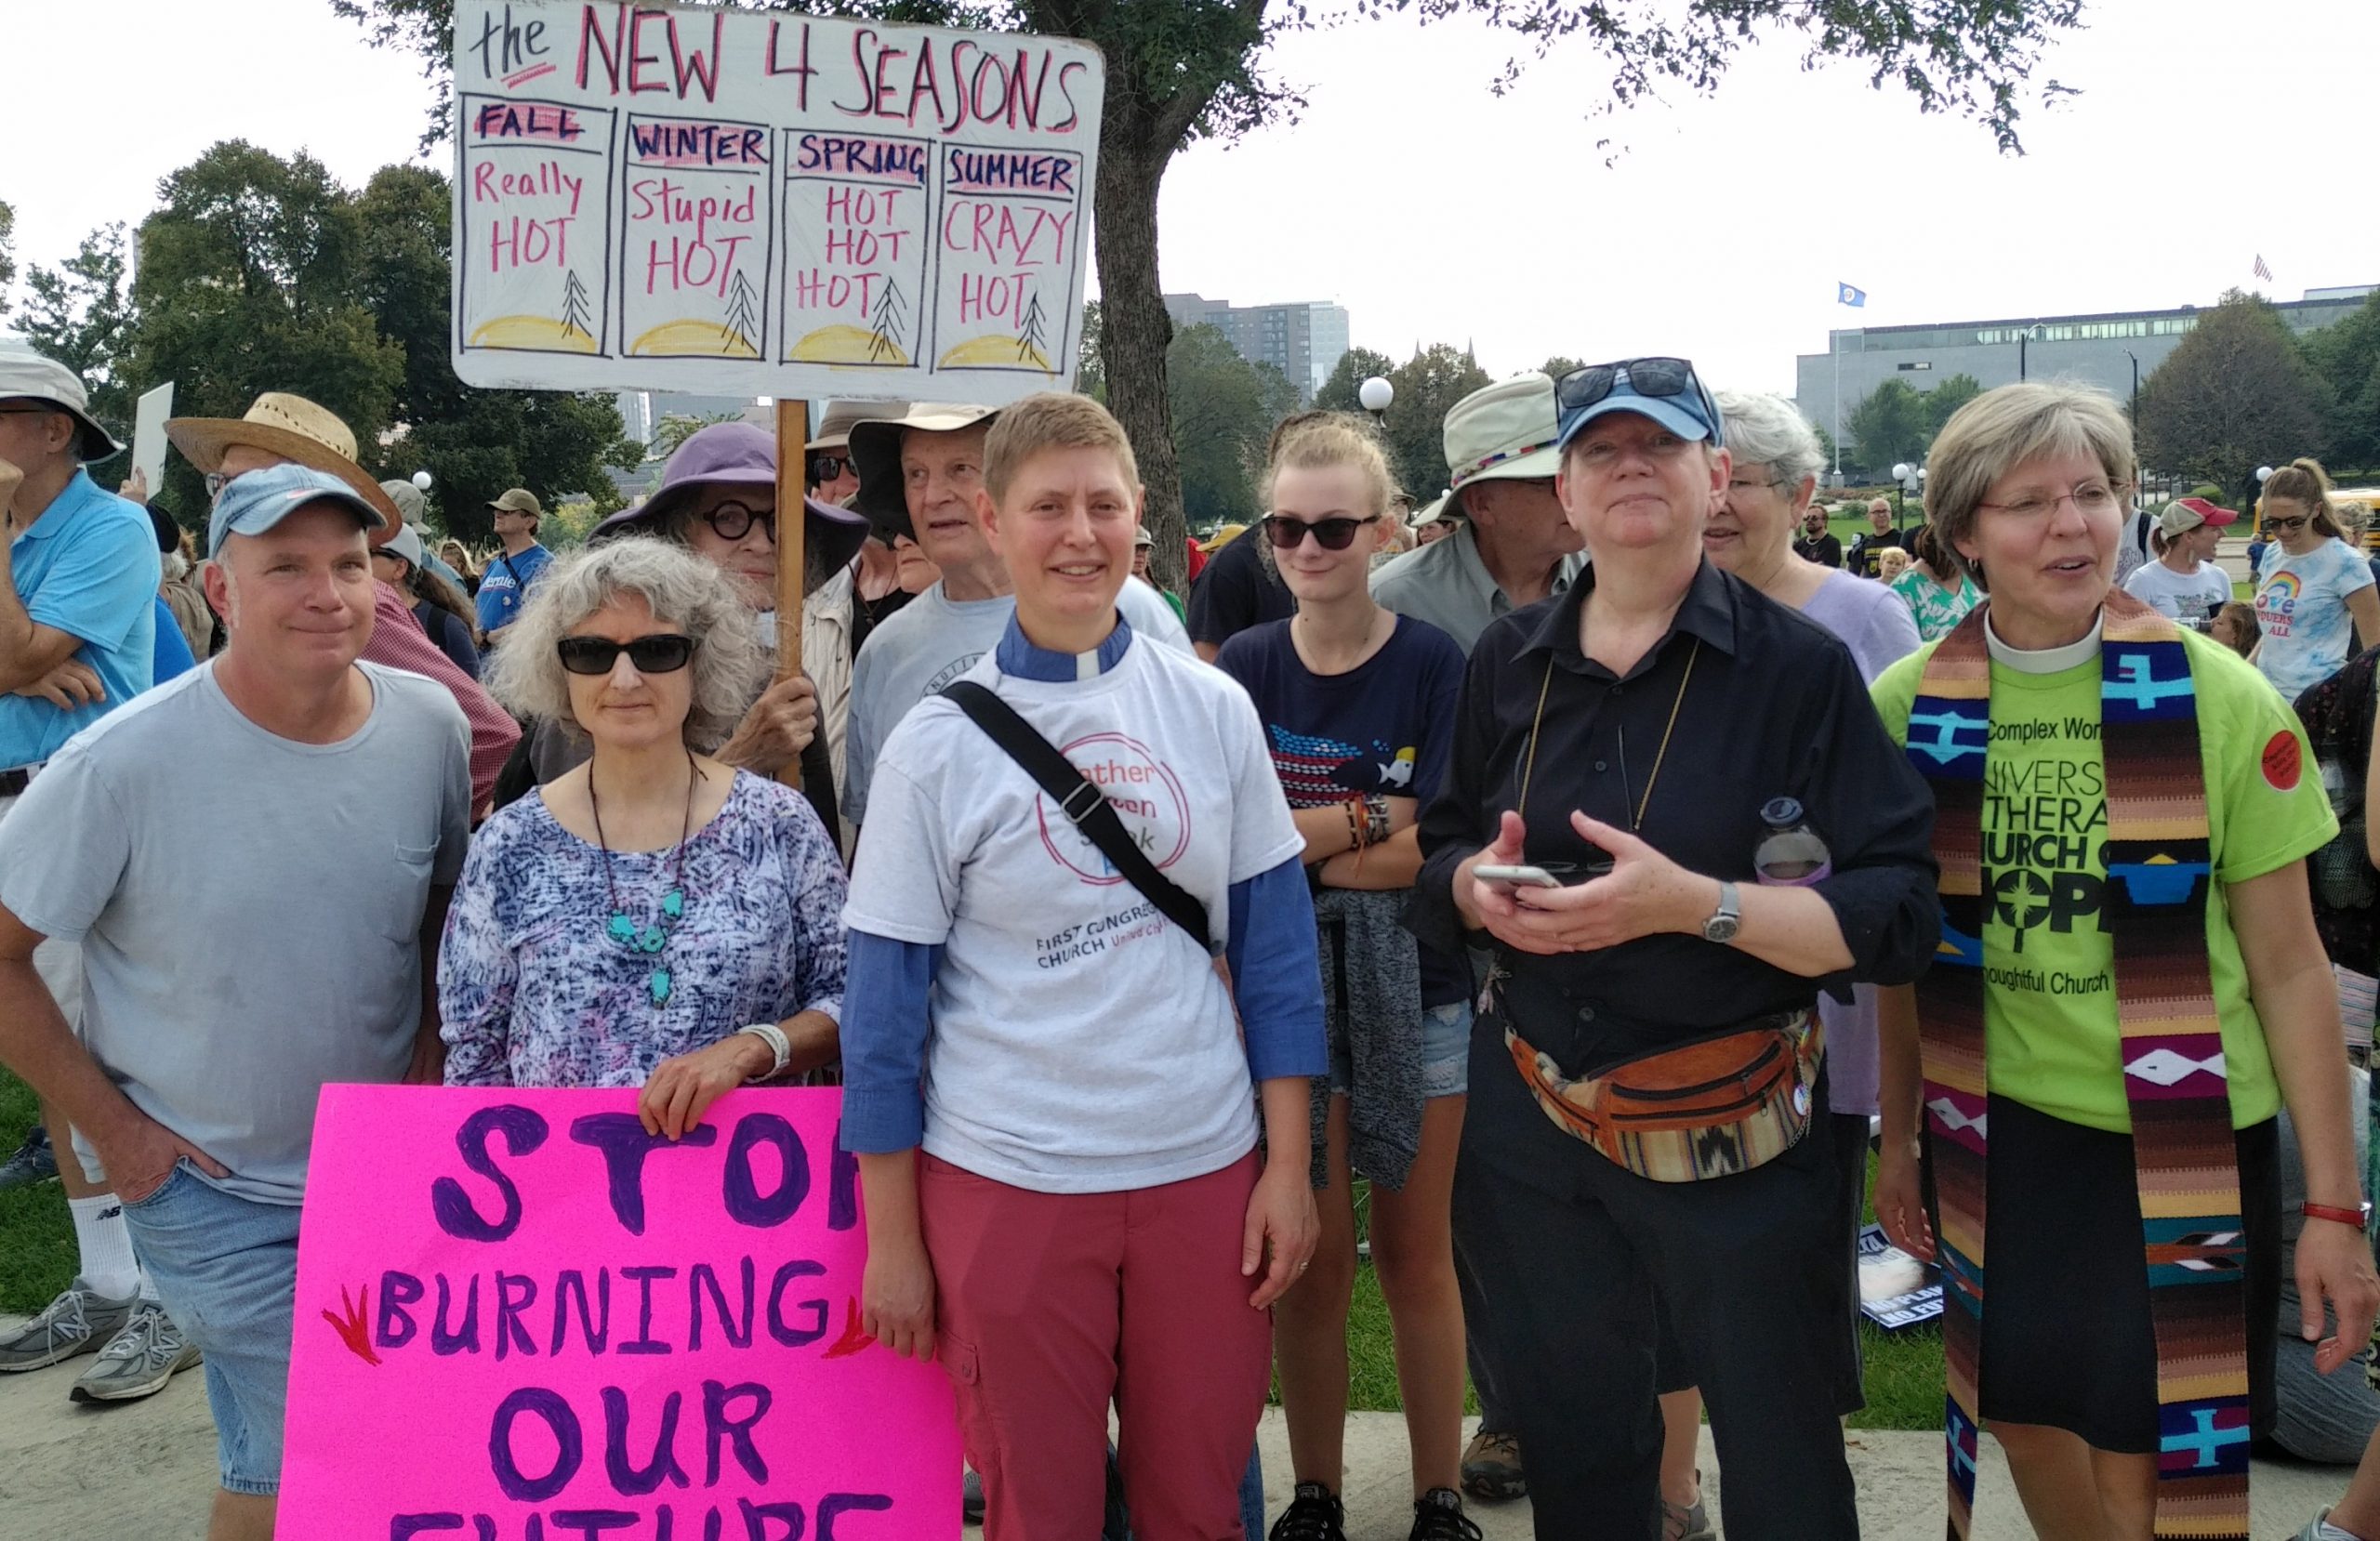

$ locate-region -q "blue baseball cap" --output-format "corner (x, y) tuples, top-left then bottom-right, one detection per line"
(207, 462), (385, 557)
(1553, 358), (1726, 454)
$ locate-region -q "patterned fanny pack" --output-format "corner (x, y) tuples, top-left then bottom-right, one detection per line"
(1503, 1009), (1823, 1182)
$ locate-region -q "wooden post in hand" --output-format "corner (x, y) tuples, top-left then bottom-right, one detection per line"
(773, 399), (808, 789)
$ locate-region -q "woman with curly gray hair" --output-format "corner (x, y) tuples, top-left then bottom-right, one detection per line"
(438, 540), (849, 1138)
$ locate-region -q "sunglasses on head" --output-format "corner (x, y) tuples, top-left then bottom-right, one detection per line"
(1262, 513), (1380, 551)
(556, 634), (695, 676)
(808, 454), (851, 484)
(700, 501), (774, 542)
(1554, 357), (1704, 417)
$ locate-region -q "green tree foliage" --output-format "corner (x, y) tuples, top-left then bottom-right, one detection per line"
(2306, 288), (2380, 471)
(1538, 356), (1587, 382)
(15, 225), (137, 439)
(1846, 378), (1930, 477)
(1169, 323), (1299, 528)
(1923, 372), (1983, 438)
(650, 411), (746, 464)
(1314, 347), (1399, 413)
(1381, 344), (1493, 504)
(2135, 290), (2332, 503)
(0, 200), (15, 323)
(333, 0), (2086, 589)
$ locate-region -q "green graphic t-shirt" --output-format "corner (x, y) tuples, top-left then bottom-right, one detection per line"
(1872, 627), (2336, 1132)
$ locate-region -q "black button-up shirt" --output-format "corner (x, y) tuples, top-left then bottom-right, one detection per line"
(1412, 559), (1938, 1080)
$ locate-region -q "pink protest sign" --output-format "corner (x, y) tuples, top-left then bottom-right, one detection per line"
(281, 1085), (959, 1540)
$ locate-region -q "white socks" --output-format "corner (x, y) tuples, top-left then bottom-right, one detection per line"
(67, 1193), (139, 1300)
(138, 1269), (163, 1304)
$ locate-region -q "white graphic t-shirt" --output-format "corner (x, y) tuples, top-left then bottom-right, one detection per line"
(843, 636), (1302, 1192)
(2255, 538), (2375, 699)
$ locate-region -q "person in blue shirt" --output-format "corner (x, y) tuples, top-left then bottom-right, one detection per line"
(474, 486), (553, 644)
(0, 345), (197, 1411)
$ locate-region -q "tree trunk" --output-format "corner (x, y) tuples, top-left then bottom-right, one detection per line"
(1092, 133), (1186, 592)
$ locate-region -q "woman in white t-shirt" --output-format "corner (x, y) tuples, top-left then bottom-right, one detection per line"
(2254, 458), (2380, 698)
(2120, 495), (2237, 625)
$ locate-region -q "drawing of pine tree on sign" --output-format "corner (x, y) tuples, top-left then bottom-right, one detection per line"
(560, 271), (595, 344)
(868, 281), (907, 365)
(1017, 291), (1047, 364)
(722, 271), (761, 358)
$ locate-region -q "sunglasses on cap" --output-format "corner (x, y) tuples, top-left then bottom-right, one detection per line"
(1554, 357), (1705, 417)
(808, 453), (852, 484)
(1262, 513), (1380, 551)
(699, 501), (774, 542)
(556, 634), (695, 676)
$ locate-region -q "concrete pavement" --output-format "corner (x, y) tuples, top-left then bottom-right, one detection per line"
(0, 1329), (2353, 1539)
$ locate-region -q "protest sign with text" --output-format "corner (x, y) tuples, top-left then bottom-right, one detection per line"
(280, 1085), (959, 1541)
(449, 0), (1102, 404)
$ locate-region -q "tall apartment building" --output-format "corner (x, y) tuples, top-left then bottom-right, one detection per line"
(1163, 293), (1353, 400)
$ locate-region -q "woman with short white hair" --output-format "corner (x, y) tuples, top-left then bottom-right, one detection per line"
(440, 540), (848, 1136)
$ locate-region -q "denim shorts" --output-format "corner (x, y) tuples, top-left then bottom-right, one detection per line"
(120, 1163), (301, 1495)
(1328, 1000), (1473, 1101)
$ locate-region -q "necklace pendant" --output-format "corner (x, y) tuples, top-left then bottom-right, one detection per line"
(638, 926), (666, 954)
(606, 913), (637, 944)
(650, 968), (673, 1007)
(661, 889), (684, 921)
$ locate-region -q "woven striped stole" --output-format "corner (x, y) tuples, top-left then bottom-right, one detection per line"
(1906, 590), (2247, 1540)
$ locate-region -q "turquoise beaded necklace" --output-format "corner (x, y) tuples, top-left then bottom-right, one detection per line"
(588, 751), (698, 1007)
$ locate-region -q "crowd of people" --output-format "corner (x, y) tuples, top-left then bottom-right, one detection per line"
(4, 328), (2380, 1541)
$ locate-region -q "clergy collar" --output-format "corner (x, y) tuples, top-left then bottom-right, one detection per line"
(996, 611), (1134, 681)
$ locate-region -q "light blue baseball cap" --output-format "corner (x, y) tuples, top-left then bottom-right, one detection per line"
(206, 462), (385, 557)
(1553, 357), (1726, 454)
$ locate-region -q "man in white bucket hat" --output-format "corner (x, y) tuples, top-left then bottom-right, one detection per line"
(1371, 374), (1585, 654)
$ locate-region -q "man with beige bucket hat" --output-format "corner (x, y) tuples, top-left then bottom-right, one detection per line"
(165, 392), (519, 812)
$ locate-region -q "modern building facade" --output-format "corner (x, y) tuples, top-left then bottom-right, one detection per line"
(1163, 293), (1352, 399)
(1796, 285), (2375, 454)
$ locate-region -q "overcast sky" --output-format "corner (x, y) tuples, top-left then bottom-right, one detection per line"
(5, 0), (2373, 398)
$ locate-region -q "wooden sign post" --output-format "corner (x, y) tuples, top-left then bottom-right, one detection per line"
(774, 398), (808, 789)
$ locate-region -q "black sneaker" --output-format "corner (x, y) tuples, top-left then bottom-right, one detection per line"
(1410, 1488), (1483, 1541)
(1268, 1482), (1346, 1541)
(0, 1126), (57, 1191)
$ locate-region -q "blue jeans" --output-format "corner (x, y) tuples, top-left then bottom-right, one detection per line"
(1105, 1444), (1264, 1539)
(119, 1163), (300, 1495)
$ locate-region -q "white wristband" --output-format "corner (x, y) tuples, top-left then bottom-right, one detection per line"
(736, 1021), (792, 1080)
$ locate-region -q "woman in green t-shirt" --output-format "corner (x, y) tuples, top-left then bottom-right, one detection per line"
(1869, 381), (2379, 1541)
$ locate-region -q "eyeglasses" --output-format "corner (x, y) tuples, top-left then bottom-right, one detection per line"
(2265, 514), (2313, 533)
(556, 634), (695, 676)
(808, 454), (851, 484)
(205, 470), (242, 499)
(700, 501), (774, 542)
(1726, 476), (1789, 496)
(1976, 481), (2131, 520)
(1554, 357), (1704, 416)
(1262, 513), (1380, 551)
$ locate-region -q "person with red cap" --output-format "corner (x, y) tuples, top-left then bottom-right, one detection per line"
(2120, 495), (2239, 624)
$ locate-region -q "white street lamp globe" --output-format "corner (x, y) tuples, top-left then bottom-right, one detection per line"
(411, 470), (434, 491)
(1358, 376), (1394, 414)
(2256, 466), (2275, 483)
(1891, 462), (1912, 482)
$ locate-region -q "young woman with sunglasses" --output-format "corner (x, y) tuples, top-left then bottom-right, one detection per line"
(440, 540), (849, 1126)
(2254, 458), (2380, 698)
(1215, 415), (1479, 1541)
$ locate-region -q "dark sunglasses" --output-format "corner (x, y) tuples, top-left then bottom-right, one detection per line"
(556, 634), (695, 676)
(808, 454), (852, 484)
(1262, 513), (1379, 551)
(1554, 356), (1701, 416)
(2265, 515), (2312, 533)
(700, 501), (774, 542)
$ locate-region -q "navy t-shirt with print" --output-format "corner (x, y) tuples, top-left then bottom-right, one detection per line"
(1217, 613), (1471, 1008)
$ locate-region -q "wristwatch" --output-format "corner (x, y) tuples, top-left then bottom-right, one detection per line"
(1700, 881), (1741, 945)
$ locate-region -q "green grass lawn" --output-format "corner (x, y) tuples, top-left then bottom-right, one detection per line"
(0, 1070), (1949, 1429)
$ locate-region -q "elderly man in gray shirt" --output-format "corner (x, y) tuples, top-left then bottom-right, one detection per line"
(0, 465), (469, 1541)
(1369, 372), (1586, 655)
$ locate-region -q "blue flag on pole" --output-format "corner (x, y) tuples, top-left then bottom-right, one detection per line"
(1837, 283), (1867, 308)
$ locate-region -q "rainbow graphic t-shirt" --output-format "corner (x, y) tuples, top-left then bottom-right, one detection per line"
(2254, 537), (2376, 699)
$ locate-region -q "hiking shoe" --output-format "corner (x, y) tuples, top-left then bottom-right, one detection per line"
(1660, 1471), (1715, 1541)
(1460, 1429), (1526, 1502)
(0, 1126), (57, 1190)
(1267, 1482), (1346, 1541)
(0, 1281), (135, 1372)
(70, 1301), (201, 1403)
(1409, 1487), (1483, 1541)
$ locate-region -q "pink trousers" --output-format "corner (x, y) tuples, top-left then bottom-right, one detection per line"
(919, 1150), (1271, 1541)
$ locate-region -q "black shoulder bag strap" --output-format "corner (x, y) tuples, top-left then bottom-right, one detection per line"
(940, 679), (1215, 952)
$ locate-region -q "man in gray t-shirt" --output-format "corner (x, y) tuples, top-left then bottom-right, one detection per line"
(0, 465), (469, 1534)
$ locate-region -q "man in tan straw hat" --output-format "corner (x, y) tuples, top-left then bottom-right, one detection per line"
(475, 488), (552, 645)
(840, 402), (1190, 826)
(169, 392), (518, 812)
(1371, 372), (1585, 655)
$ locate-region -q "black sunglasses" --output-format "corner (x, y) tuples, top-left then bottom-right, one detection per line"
(700, 501), (775, 542)
(1554, 357), (1702, 417)
(1262, 514), (1379, 551)
(808, 454), (851, 484)
(2265, 515), (2312, 533)
(556, 634), (695, 676)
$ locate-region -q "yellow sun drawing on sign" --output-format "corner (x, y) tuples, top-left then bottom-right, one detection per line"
(469, 316), (600, 353)
(788, 325), (911, 366)
(630, 321), (760, 359)
(937, 336), (1054, 373)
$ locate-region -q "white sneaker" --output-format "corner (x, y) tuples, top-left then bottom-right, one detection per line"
(70, 1300), (202, 1403)
(0, 1282), (135, 1372)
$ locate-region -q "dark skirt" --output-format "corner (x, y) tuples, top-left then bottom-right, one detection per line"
(1933, 1094), (2281, 1454)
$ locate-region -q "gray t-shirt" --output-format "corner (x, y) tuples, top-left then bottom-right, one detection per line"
(1369, 522), (1584, 655)
(0, 661), (470, 1204)
(842, 576), (1192, 823)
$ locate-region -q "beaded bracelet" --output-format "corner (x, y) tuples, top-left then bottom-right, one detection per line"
(736, 1021), (792, 1081)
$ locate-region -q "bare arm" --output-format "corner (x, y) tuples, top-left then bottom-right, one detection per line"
(2351, 585), (2380, 655)
(1242, 1073), (1318, 1310)
(0, 460), (111, 692)
(857, 1149), (935, 1359)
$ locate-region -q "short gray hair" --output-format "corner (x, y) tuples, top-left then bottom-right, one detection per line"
(484, 537), (766, 752)
(1926, 381), (2135, 588)
(1714, 389), (1824, 489)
